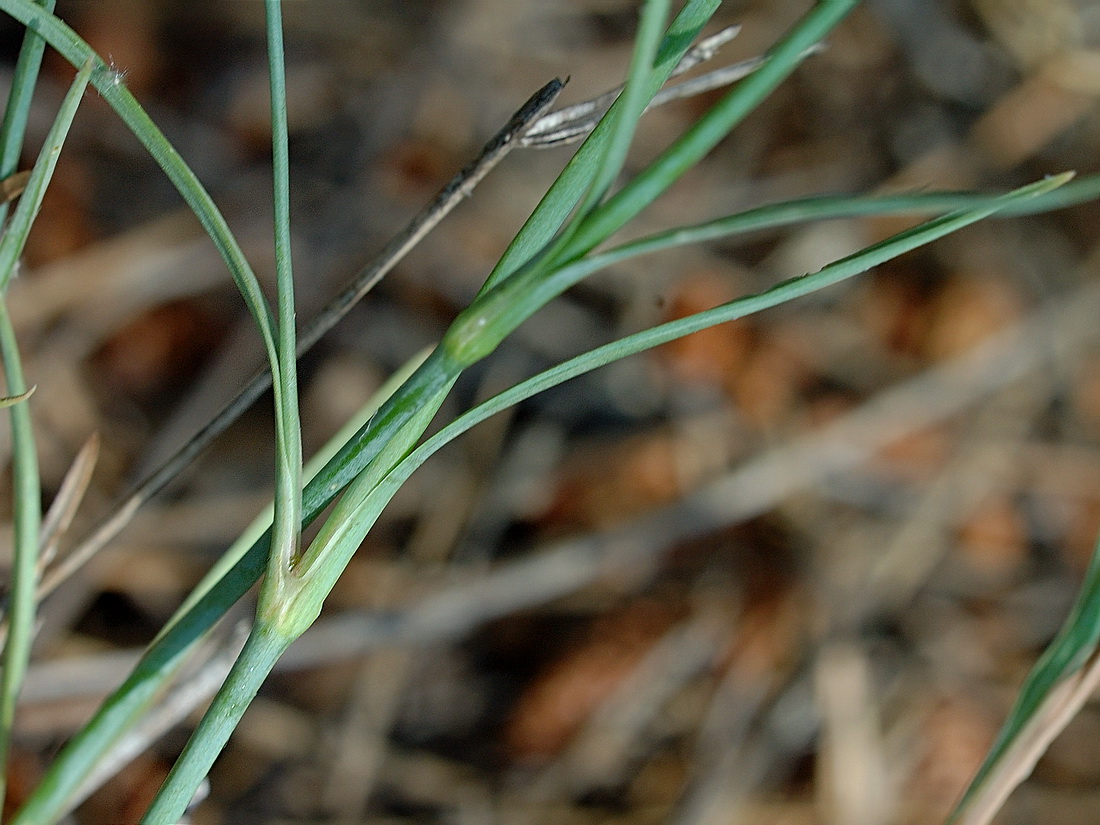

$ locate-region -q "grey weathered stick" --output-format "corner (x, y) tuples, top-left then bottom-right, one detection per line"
(522, 44), (825, 148)
(522, 25), (741, 145)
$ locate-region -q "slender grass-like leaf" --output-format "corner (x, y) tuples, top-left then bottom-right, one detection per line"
(481, 0), (721, 292)
(0, 0), (282, 404)
(142, 171), (1068, 822)
(0, 58), (91, 814)
(0, 58), (92, 293)
(0, 297), (38, 817)
(338, 175), (1073, 554)
(258, 0), (302, 607)
(141, 4), (305, 815)
(560, 0), (858, 260)
(0, 0), (53, 228)
(568, 0), (669, 222)
(597, 176), (1100, 258)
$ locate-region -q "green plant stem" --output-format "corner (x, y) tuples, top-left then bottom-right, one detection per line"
(0, 58), (91, 294)
(0, 0), (283, 413)
(0, 298), (37, 819)
(145, 3), (303, 812)
(16, 168), (1076, 824)
(151, 179), (1073, 820)
(259, 0), (303, 603)
(570, 0), (669, 220)
(12, 166), (1075, 824)
(140, 626), (291, 825)
(481, 0), (721, 292)
(144, 387), (454, 817)
(0, 0), (53, 227)
(0, 58), (90, 819)
(277, 384), (455, 624)
(159, 348), (430, 640)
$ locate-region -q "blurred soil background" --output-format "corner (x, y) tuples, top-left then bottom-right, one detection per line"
(2, 0), (1100, 823)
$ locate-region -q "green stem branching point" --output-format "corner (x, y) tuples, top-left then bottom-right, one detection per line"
(260, 0), (303, 588)
(142, 1), (305, 816)
(7, 3), (1091, 824)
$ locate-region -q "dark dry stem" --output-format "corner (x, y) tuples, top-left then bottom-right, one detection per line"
(522, 46), (829, 148)
(520, 24), (743, 147)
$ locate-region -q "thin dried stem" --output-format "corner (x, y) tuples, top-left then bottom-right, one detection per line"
(38, 432), (99, 570)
